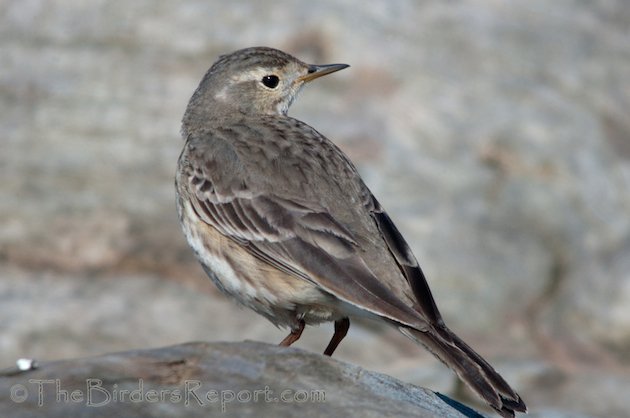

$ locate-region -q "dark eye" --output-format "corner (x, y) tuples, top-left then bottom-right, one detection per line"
(261, 75), (280, 89)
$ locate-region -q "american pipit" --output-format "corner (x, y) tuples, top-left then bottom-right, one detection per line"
(175, 47), (526, 417)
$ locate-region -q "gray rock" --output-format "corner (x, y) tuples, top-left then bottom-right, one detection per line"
(528, 412), (594, 418)
(0, 341), (475, 418)
(2, 0), (629, 349)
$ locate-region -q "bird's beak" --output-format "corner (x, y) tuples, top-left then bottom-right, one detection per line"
(298, 63), (350, 83)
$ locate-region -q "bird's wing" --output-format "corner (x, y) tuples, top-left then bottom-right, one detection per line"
(180, 135), (426, 328)
(367, 196), (444, 325)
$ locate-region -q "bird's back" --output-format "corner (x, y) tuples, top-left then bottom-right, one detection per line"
(180, 114), (420, 312)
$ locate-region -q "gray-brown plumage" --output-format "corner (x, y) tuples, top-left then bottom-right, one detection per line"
(175, 46), (527, 417)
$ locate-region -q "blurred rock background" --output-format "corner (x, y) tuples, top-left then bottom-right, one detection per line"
(1, 0), (629, 417)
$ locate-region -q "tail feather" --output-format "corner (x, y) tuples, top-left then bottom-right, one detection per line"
(400, 326), (527, 418)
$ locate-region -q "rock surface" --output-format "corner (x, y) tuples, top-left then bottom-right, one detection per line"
(0, 341), (477, 418)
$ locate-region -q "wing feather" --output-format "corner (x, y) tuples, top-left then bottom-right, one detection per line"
(368, 196), (443, 325)
(182, 151), (424, 327)
(179, 133), (428, 328)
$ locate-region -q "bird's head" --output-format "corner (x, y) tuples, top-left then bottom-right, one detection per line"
(183, 46), (348, 125)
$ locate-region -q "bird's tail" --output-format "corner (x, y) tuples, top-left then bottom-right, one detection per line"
(400, 325), (527, 418)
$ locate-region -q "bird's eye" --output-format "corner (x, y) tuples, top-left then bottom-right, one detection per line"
(261, 75), (280, 89)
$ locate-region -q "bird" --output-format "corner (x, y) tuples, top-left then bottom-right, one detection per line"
(175, 46), (527, 417)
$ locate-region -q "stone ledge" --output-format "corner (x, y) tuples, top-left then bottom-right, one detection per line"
(0, 341), (483, 418)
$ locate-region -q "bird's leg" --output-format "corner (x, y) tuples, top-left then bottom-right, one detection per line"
(279, 319), (305, 347)
(323, 317), (350, 356)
